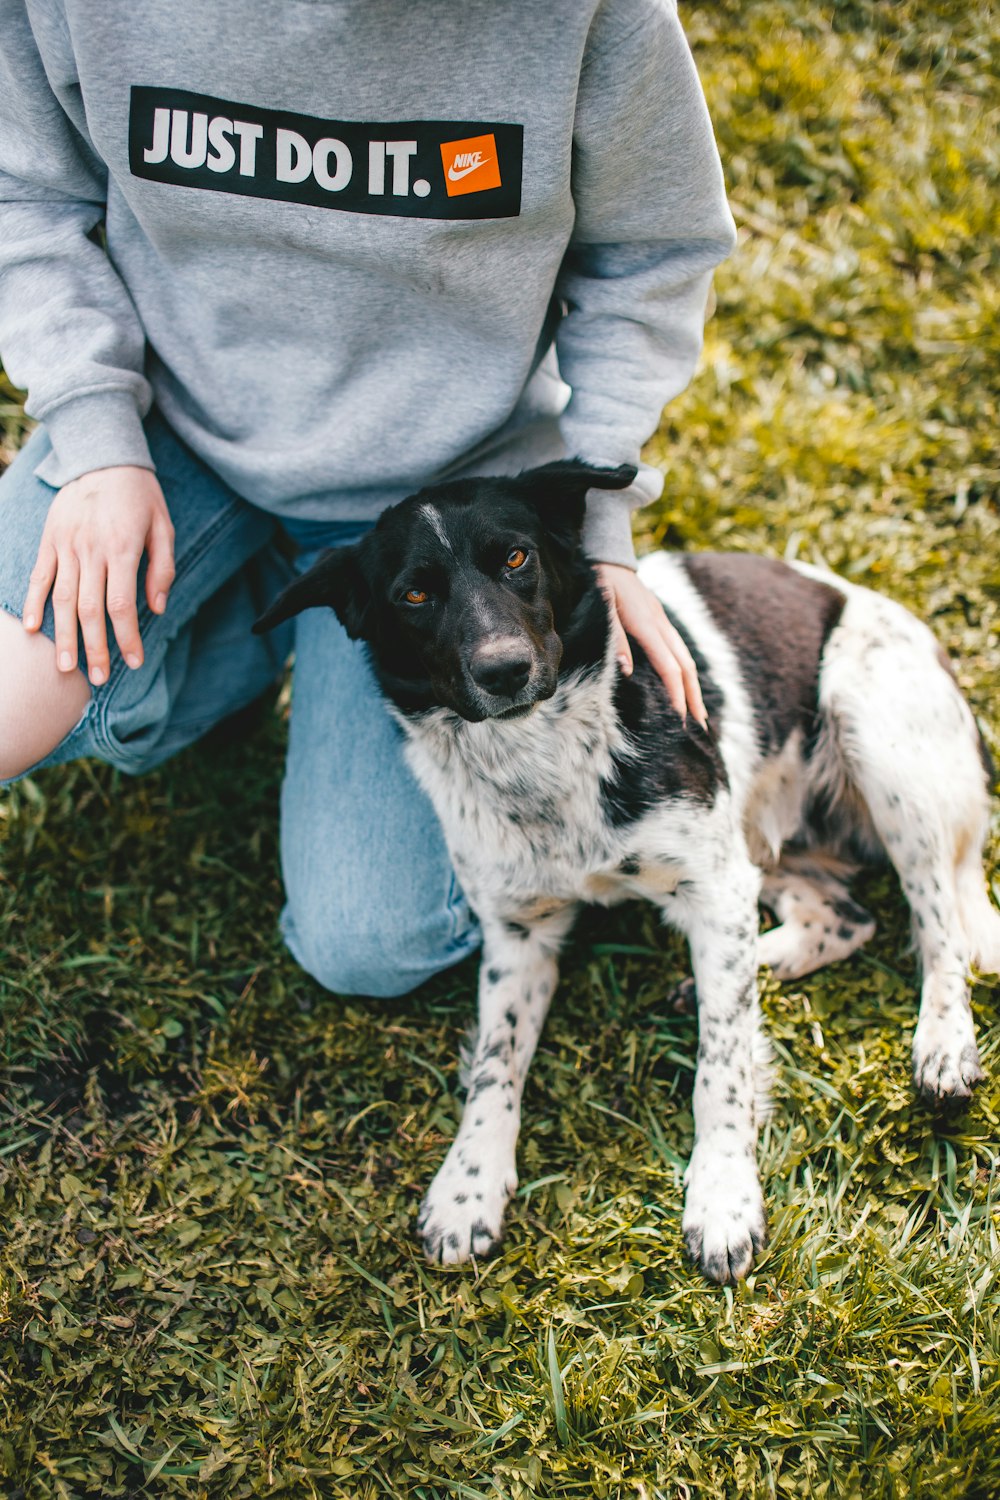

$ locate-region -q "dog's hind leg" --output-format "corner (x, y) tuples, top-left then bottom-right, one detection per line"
(758, 854), (876, 981)
(896, 846), (985, 1106)
(817, 595), (993, 1105)
(955, 830), (1000, 978)
(907, 736), (999, 1097)
(418, 901), (578, 1264)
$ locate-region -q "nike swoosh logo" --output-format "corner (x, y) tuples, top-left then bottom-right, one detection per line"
(448, 157), (493, 181)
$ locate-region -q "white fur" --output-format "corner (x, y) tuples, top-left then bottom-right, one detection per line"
(418, 503), (454, 555)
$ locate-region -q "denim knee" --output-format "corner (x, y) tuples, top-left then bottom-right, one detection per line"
(280, 874), (480, 999)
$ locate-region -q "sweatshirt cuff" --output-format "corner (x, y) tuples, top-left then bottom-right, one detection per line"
(34, 391), (154, 488)
(580, 459), (664, 571)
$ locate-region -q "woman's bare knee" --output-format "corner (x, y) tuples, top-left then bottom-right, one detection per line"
(0, 612), (91, 780)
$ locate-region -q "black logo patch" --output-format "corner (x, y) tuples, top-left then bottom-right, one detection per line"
(128, 87), (523, 220)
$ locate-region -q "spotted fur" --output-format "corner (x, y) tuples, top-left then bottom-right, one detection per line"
(255, 463), (999, 1284)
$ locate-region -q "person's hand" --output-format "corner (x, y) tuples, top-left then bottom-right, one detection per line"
(22, 466), (175, 687)
(594, 561), (707, 728)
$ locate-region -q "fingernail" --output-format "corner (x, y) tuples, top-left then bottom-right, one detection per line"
(154, 592), (167, 613)
(23, 613), (36, 630)
(90, 667), (105, 687)
(126, 653), (142, 670)
(616, 655), (631, 674)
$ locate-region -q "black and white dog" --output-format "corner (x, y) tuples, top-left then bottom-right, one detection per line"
(255, 461), (999, 1284)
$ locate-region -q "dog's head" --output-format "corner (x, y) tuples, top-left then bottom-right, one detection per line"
(254, 460), (636, 721)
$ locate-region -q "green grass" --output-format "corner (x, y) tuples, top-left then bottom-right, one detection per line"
(2, 1), (999, 1495)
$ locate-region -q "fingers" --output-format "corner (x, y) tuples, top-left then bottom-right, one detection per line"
(106, 552), (144, 669)
(145, 512), (176, 616)
(596, 562), (709, 728)
(77, 556), (110, 686)
(609, 604), (633, 676)
(22, 540), (145, 681)
(19, 467), (172, 684)
(25, 533), (123, 683)
(22, 538), (57, 634)
(663, 619), (707, 728)
(643, 622), (707, 727)
(642, 633), (687, 720)
(51, 550), (81, 674)
(683, 664), (707, 730)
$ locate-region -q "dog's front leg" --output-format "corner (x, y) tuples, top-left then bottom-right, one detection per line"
(676, 858), (768, 1284)
(419, 904), (576, 1264)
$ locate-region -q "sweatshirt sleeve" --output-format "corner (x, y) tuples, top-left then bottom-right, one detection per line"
(556, 0), (736, 568)
(0, 0), (154, 485)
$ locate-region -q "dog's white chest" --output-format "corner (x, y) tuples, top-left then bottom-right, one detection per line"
(399, 670), (715, 920)
(399, 667), (639, 911)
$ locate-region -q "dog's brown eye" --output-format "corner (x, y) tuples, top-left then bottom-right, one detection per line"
(506, 548), (528, 570)
(404, 588), (428, 605)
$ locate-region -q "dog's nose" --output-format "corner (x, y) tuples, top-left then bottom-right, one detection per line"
(469, 642), (532, 697)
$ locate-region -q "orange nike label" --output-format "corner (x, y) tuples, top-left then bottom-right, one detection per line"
(440, 133), (502, 196)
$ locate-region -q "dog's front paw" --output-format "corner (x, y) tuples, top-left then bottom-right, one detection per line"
(418, 1144), (517, 1265)
(913, 1016), (984, 1107)
(682, 1147), (767, 1285)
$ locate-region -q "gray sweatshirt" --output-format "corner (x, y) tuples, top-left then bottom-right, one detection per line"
(0, 0), (736, 567)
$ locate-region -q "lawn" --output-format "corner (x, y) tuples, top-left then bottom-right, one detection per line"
(1, 2), (999, 1495)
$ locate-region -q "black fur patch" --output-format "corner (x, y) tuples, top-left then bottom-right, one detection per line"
(600, 618), (727, 828)
(682, 554), (846, 755)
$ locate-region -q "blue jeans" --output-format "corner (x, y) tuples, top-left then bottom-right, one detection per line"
(0, 414), (480, 996)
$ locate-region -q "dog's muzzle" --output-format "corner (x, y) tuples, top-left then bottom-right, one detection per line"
(446, 635), (559, 722)
(468, 639), (532, 699)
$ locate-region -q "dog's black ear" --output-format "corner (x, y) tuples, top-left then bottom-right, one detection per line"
(517, 459), (638, 546)
(520, 459), (638, 496)
(252, 544), (373, 639)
